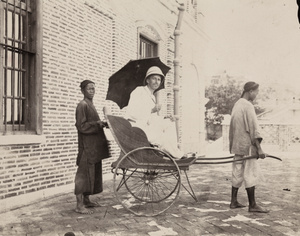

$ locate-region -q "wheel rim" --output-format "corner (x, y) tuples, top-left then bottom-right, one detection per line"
(113, 147), (181, 216)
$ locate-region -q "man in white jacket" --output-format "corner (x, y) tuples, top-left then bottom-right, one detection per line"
(125, 66), (185, 159)
(229, 81), (268, 213)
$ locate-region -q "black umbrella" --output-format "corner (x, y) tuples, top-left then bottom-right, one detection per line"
(106, 57), (171, 109)
(298, 0), (300, 24)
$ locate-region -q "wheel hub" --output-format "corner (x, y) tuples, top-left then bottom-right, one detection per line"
(143, 170), (158, 184)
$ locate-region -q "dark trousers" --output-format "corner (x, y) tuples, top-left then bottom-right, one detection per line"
(74, 154), (103, 195)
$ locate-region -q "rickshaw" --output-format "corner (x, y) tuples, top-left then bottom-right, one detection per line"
(105, 57), (281, 216)
(106, 114), (281, 216)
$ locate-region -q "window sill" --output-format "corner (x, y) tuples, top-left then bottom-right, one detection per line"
(0, 134), (46, 146)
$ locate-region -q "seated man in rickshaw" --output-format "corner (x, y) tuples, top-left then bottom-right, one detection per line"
(125, 66), (192, 159)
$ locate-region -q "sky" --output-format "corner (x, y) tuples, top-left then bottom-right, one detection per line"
(198, 0), (300, 91)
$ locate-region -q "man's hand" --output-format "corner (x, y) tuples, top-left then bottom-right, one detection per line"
(97, 120), (108, 128)
(257, 148), (266, 159)
(258, 151), (266, 159)
(255, 138), (265, 159)
(151, 104), (162, 113)
(164, 115), (175, 122)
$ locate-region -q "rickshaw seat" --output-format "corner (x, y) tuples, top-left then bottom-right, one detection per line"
(106, 115), (196, 170)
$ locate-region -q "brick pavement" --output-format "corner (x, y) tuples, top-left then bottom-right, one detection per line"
(0, 152), (299, 236)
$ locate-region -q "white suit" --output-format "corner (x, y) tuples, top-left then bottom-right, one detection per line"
(125, 86), (184, 158)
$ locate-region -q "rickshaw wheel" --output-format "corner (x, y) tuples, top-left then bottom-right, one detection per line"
(113, 147), (181, 217)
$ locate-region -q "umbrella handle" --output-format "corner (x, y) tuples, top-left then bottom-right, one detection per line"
(103, 106), (111, 116)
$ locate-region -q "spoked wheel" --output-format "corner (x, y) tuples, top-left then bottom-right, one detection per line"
(113, 147), (181, 216)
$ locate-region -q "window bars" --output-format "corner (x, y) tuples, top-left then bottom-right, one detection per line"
(0, 0), (33, 132)
(139, 35), (157, 59)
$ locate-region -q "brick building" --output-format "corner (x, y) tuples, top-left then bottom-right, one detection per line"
(0, 0), (208, 211)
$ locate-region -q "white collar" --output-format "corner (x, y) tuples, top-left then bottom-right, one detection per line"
(144, 86), (156, 102)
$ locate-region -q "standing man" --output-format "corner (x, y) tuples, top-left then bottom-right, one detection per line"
(74, 80), (109, 214)
(229, 81), (269, 213)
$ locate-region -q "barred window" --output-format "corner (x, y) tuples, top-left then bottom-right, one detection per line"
(139, 35), (157, 59)
(0, 0), (42, 134)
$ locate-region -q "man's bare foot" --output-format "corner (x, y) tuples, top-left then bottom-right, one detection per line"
(75, 206), (94, 214)
(83, 195), (101, 208)
(230, 201), (246, 209)
(249, 204), (269, 213)
(84, 201), (101, 208)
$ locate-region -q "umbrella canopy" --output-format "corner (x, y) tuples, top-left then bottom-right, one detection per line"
(106, 57), (171, 109)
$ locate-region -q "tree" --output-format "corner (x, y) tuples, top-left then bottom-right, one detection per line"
(205, 78), (242, 117)
(205, 78), (269, 140)
(205, 78), (242, 140)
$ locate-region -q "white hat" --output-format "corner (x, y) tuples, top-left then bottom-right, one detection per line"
(145, 66), (164, 79)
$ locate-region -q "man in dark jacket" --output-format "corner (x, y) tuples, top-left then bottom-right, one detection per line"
(74, 80), (109, 214)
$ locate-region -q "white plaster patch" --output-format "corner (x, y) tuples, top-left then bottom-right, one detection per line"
(147, 220), (178, 236)
(187, 207), (228, 213)
(0, 212), (21, 227)
(223, 214), (269, 226)
(207, 200), (231, 205)
(122, 196), (143, 208)
(210, 191), (219, 194)
(188, 176), (198, 180)
(219, 223), (231, 227)
(261, 201), (272, 205)
(232, 224), (242, 229)
(274, 220), (293, 227)
(112, 205), (123, 210)
(171, 214), (179, 217)
(165, 199), (173, 203)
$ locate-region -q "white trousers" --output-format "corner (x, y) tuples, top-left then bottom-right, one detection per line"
(232, 146), (264, 188)
(132, 116), (184, 158)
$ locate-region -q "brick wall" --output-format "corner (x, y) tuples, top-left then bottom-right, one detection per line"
(0, 0), (206, 207)
(0, 0), (117, 203)
(42, 0), (119, 179)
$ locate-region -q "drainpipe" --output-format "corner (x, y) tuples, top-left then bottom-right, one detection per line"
(174, 4), (185, 143)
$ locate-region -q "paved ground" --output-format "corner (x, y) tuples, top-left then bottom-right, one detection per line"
(0, 151), (299, 236)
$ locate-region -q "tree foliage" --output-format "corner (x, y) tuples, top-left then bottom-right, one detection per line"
(204, 79), (242, 140)
(205, 78), (270, 140)
(205, 79), (242, 118)
(205, 79), (269, 122)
